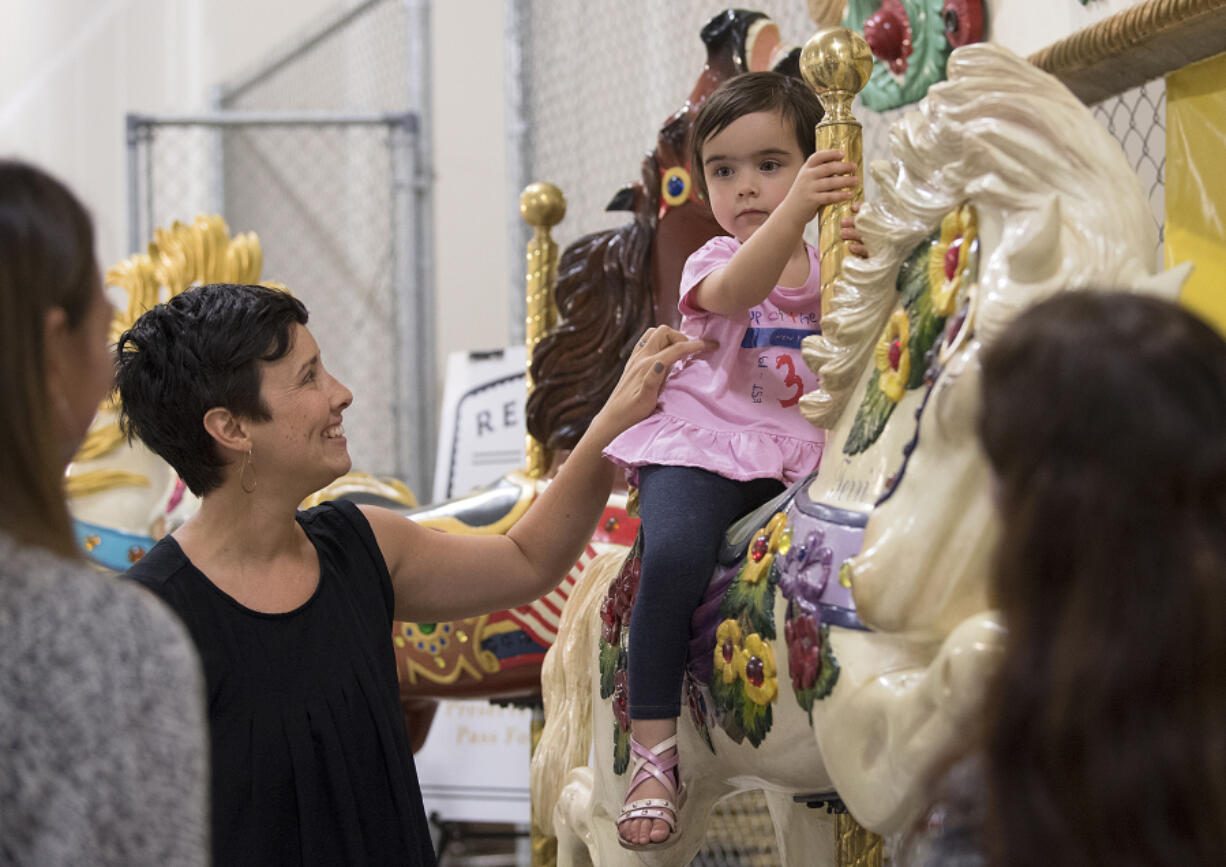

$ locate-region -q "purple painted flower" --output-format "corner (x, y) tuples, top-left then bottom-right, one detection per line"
(778, 529), (832, 615)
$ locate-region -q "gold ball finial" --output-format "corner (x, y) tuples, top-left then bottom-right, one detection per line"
(519, 182), (566, 229)
(799, 27), (874, 97)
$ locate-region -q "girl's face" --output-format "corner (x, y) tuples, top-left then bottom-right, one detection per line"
(246, 323), (354, 493)
(47, 272), (115, 464)
(700, 110), (805, 243)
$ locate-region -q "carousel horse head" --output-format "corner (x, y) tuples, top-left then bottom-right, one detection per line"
(814, 40), (1186, 639)
(527, 8), (800, 455)
(67, 217), (262, 567)
(803, 42), (1188, 829)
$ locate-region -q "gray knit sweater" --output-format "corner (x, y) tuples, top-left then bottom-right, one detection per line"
(0, 531), (208, 865)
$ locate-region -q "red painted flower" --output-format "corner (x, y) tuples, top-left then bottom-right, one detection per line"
(785, 613), (823, 692)
(600, 595), (621, 645)
(614, 553), (641, 617)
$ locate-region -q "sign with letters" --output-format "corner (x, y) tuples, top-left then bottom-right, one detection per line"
(416, 700), (533, 824)
(432, 346), (528, 503)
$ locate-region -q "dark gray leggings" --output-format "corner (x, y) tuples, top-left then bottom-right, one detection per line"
(628, 464), (784, 719)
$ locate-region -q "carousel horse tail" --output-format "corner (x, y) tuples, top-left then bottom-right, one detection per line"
(531, 548), (627, 836)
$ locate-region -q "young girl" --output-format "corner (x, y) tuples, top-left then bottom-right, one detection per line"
(603, 71), (864, 849)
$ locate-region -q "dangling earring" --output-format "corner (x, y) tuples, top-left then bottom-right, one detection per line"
(240, 449), (257, 494)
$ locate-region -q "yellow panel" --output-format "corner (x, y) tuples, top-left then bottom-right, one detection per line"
(1165, 51), (1226, 332)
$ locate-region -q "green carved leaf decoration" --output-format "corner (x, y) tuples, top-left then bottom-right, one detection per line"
(845, 368), (897, 455)
(598, 638), (621, 699)
(710, 667), (742, 716)
(738, 695), (774, 748)
(718, 559), (779, 641)
(613, 722), (630, 775)
(812, 624), (841, 700)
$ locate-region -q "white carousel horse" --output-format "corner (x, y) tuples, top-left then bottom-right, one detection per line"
(531, 42), (1189, 866)
(67, 217), (262, 568)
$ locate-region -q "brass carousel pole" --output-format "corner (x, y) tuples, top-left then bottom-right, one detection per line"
(800, 27), (885, 867)
(800, 27), (874, 319)
(519, 182), (566, 867)
(519, 182), (567, 481)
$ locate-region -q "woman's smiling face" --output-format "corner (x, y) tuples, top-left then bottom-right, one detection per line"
(247, 323), (354, 492)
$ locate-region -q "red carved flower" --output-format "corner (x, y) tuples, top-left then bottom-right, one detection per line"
(785, 613), (823, 692)
(614, 553), (641, 617)
(600, 595), (621, 644)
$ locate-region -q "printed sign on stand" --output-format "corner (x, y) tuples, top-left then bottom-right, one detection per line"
(415, 700), (533, 824)
(432, 346), (528, 503)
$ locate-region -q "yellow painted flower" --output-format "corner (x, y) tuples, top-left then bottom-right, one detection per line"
(928, 204), (978, 317)
(742, 512), (789, 584)
(714, 619), (745, 685)
(874, 310), (911, 402)
(737, 633), (779, 706)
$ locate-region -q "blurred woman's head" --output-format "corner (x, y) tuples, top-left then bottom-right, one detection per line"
(979, 291), (1226, 866)
(0, 160), (111, 557)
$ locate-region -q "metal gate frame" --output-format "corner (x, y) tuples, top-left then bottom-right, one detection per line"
(124, 109), (435, 497)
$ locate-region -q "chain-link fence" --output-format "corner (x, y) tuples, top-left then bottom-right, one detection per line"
(125, 0), (435, 495)
(1092, 79), (1166, 264)
(516, 0), (1168, 266)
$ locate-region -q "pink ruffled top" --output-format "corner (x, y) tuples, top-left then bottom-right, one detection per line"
(604, 235), (824, 485)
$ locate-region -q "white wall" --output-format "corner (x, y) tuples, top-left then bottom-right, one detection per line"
(986, 0), (1145, 57)
(430, 0), (509, 358)
(0, 0), (346, 266)
(0, 0), (509, 372)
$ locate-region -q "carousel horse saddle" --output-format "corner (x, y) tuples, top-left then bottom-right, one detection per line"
(688, 473), (871, 683)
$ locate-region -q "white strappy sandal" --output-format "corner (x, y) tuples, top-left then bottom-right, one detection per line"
(616, 733), (687, 851)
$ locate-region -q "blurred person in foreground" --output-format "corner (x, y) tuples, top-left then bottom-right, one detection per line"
(899, 291), (1226, 867)
(0, 159), (208, 865)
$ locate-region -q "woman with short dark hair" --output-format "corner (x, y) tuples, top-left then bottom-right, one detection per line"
(117, 280), (709, 865)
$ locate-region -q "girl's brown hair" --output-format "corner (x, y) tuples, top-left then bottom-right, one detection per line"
(689, 70), (823, 199)
(980, 291), (1226, 866)
(0, 161), (98, 558)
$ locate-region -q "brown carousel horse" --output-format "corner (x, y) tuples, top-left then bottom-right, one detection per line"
(527, 7), (800, 455)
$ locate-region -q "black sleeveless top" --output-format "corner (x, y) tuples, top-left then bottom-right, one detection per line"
(126, 501), (436, 866)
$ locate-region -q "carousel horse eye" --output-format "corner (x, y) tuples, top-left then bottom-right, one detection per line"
(661, 166), (692, 207)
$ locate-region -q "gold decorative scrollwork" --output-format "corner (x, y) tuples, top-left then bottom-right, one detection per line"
(1028, 0), (1226, 104)
(299, 471), (418, 510)
(65, 470), (150, 498)
(68, 216), (263, 500)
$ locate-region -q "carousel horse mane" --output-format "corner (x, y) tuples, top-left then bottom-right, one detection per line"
(801, 43), (1164, 430)
(527, 9), (799, 452)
